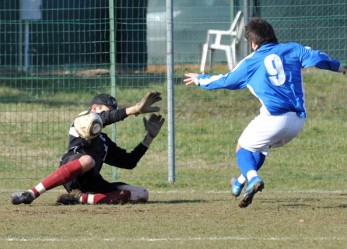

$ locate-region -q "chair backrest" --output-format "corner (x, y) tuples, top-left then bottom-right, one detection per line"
(234, 11), (245, 43)
(229, 11), (244, 43)
(228, 11), (243, 32)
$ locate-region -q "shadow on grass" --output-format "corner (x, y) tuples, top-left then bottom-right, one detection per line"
(148, 199), (208, 204)
(320, 204), (347, 209)
(261, 197), (347, 209)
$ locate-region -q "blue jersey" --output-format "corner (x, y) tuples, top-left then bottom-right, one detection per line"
(196, 42), (341, 118)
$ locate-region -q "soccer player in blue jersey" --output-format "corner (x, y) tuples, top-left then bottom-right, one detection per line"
(184, 18), (346, 208)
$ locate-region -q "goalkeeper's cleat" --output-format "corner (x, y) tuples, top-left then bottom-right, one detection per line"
(56, 189), (82, 205)
(230, 178), (245, 197)
(238, 177), (264, 208)
(11, 191), (35, 205)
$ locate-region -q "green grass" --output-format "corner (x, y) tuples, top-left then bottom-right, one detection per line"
(0, 191), (346, 249)
(0, 69), (346, 248)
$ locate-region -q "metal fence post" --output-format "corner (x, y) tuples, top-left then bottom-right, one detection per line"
(166, 0), (175, 183)
(109, 0), (118, 181)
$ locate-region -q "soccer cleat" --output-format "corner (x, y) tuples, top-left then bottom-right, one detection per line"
(230, 178), (245, 197)
(11, 191), (35, 205)
(238, 177), (264, 208)
(56, 189), (82, 205)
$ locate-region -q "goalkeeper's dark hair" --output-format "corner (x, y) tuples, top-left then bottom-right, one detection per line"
(245, 18), (278, 47)
(90, 94), (117, 110)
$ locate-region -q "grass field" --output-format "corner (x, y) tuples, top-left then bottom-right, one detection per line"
(0, 69), (346, 248)
(1, 190), (346, 249)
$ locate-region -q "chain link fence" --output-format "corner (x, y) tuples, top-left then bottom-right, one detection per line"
(0, 0), (346, 188)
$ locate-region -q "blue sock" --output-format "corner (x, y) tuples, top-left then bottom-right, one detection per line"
(252, 151), (266, 170)
(236, 148), (257, 177)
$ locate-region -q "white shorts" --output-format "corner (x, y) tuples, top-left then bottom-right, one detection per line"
(238, 112), (306, 155)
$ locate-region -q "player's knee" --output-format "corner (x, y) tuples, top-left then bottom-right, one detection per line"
(235, 143), (242, 153)
(119, 185), (149, 203)
(136, 188), (149, 203)
(79, 155), (95, 173)
(130, 187), (149, 203)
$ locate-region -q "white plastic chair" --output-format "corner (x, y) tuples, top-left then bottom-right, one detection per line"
(200, 11), (244, 72)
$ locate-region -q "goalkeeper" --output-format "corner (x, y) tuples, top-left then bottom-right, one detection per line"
(11, 92), (165, 205)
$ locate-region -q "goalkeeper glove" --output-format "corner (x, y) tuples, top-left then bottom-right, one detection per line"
(142, 114), (165, 147)
(128, 91), (162, 116)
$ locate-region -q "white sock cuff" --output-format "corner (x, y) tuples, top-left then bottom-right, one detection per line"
(34, 183), (46, 195)
(246, 170), (258, 182)
(87, 194), (94, 204)
(237, 175), (247, 184)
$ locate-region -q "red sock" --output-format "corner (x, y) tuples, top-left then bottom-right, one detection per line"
(80, 190), (131, 205)
(31, 159), (83, 197)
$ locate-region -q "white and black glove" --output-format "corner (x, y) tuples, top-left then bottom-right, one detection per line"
(142, 114), (165, 147)
(128, 91), (162, 116)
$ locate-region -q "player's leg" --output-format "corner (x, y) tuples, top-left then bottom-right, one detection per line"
(57, 183), (147, 205)
(82, 175), (149, 204)
(231, 148), (266, 197)
(236, 146), (265, 208)
(231, 148), (256, 197)
(72, 184), (148, 205)
(235, 114), (277, 207)
(237, 112), (305, 208)
(85, 190), (132, 205)
(236, 150), (266, 180)
(230, 116), (268, 198)
(234, 114), (275, 207)
(11, 155), (94, 205)
(57, 171), (144, 205)
(117, 184), (149, 203)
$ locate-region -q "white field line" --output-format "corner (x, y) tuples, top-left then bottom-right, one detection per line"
(3, 236), (347, 242)
(152, 190), (347, 194)
(1, 189), (346, 194)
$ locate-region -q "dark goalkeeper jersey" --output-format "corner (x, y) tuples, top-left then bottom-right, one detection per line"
(63, 107), (148, 173)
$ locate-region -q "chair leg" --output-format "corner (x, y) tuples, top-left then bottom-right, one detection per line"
(225, 47), (233, 71)
(209, 49), (215, 70)
(200, 44), (208, 72)
(231, 43), (237, 69)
